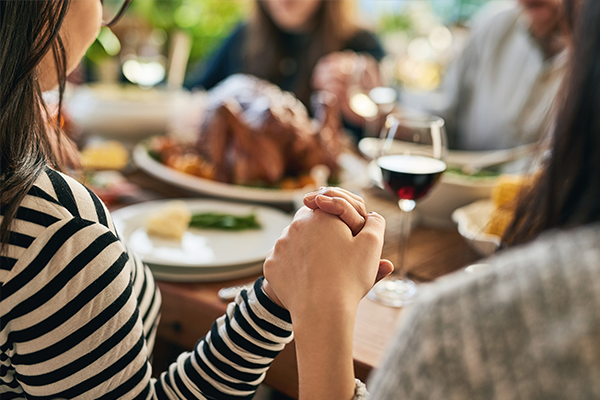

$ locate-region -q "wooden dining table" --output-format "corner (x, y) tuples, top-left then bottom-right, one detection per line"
(113, 167), (482, 399)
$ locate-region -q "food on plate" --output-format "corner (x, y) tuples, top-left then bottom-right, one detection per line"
(80, 140), (129, 170)
(445, 165), (500, 179)
(189, 212), (261, 231)
(485, 174), (534, 237)
(148, 74), (345, 189)
(146, 200), (192, 240)
(84, 170), (139, 206)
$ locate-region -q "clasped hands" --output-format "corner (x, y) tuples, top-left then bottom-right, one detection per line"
(263, 187), (394, 318)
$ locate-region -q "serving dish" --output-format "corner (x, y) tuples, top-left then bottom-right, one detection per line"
(451, 200), (501, 256)
(133, 141), (369, 204)
(65, 84), (187, 140)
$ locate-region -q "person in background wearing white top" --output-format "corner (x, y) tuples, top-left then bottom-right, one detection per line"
(407, 0), (566, 151)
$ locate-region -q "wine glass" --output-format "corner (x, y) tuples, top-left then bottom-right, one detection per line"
(367, 113), (447, 307)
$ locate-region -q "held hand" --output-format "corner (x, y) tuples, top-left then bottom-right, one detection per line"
(311, 51), (354, 101)
(263, 207), (387, 318)
(303, 187), (367, 235)
(312, 51), (382, 127)
(304, 187), (393, 285)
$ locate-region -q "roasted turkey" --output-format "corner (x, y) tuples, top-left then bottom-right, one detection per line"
(195, 74), (344, 186)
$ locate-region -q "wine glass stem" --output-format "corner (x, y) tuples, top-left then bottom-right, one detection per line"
(395, 199), (416, 280)
(365, 116), (377, 138)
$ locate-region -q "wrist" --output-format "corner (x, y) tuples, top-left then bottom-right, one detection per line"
(261, 277), (286, 308)
(292, 302), (357, 340)
(293, 306), (357, 400)
(290, 291), (361, 324)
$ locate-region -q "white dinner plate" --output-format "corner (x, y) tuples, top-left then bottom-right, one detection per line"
(146, 262), (264, 282)
(111, 199), (292, 268)
(132, 142), (369, 204)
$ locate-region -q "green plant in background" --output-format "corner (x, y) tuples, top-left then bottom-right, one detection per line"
(379, 13), (414, 35)
(86, 28), (122, 65)
(130, 0), (250, 64)
(84, 0), (250, 79)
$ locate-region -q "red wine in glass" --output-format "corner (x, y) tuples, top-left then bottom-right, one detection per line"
(368, 113), (447, 308)
(378, 154), (447, 201)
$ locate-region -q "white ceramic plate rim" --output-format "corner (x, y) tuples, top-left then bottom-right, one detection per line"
(111, 199), (292, 268)
(148, 263), (263, 282)
(133, 142), (368, 204)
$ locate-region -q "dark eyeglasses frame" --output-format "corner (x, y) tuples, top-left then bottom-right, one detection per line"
(101, 0), (133, 28)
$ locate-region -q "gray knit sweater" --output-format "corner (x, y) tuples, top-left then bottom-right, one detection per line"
(366, 223), (600, 399)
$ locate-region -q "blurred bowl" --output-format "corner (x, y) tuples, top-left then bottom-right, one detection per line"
(65, 84), (187, 141)
(417, 172), (498, 227)
(451, 200), (501, 256)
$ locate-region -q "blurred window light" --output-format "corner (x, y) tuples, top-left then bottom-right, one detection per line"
(429, 26), (452, 52)
(122, 58), (166, 88)
(349, 93), (379, 119)
(98, 27), (121, 56)
(174, 4), (203, 29)
(407, 37), (433, 61)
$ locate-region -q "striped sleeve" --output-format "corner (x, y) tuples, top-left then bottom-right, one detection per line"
(155, 277), (294, 399)
(1, 168), (294, 398)
(1, 218), (152, 399)
(1, 217), (292, 399)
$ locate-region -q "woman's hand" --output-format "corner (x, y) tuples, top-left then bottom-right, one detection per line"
(312, 51), (381, 127)
(262, 187), (393, 308)
(263, 206), (386, 317)
(263, 206), (387, 400)
(303, 187), (367, 235)
(304, 186), (394, 281)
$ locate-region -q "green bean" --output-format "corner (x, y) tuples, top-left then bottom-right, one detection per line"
(189, 212), (261, 231)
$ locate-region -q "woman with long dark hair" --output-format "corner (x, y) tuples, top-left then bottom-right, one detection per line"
(264, 0), (600, 397)
(502, 0), (598, 245)
(185, 0), (385, 140)
(0, 1), (301, 397)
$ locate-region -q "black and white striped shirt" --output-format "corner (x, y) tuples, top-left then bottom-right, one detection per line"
(0, 168), (293, 399)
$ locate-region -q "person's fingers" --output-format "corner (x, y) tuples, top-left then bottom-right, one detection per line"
(310, 195), (365, 236)
(293, 205), (312, 219)
(375, 259), (394, 284)
(321, 187), (365, 204)
(355, 212), (386, 251)
(304, 187), (367, 218)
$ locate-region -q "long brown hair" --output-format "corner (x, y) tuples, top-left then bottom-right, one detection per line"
(0, 0), (72, 249)
(503, 0), (600, 245)
(244, 0), (358, 106)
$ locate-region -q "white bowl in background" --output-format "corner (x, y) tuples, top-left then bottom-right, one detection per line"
(417, 173), (498, 227)
(65, 84), (188, 141)
(451, 200), (501, 256)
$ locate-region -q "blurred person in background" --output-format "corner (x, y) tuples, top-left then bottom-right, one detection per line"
(184, 0), (386, 141)
(406, 0), (566, 150)
(265, 0), (600, 398)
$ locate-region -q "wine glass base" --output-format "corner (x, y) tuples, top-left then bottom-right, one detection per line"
(367, 278), (418, 307)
